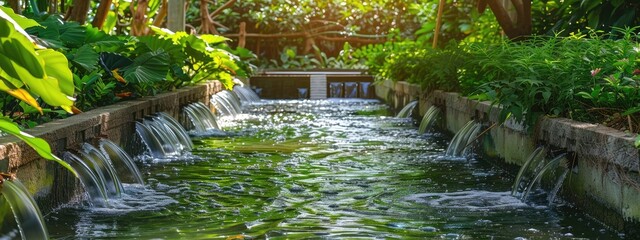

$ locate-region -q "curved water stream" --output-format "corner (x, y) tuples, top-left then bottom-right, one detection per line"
(46, 99), (619, 239)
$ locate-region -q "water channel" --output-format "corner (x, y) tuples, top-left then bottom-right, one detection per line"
(45, 99), (618, 239)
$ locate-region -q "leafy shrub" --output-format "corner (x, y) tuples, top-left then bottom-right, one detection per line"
(382, 42), (467, 92)
(21, 16), (250, 112)
(371, 41), (466, 92)
(463, 29), (640, 130)
(368, 28), (640, 132)
(353, 41), (422, 77)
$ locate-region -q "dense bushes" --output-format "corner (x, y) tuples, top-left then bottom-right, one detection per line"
(1, 7), (252, 125)
(369, 28), (640, 132)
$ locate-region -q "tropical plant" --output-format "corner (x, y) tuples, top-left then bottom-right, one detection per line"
(147, 28), (248, 89)
(0, 7), (76, 174)
(20, 13), (249, 110)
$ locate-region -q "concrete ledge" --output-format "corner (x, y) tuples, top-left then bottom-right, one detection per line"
(0, 81), (223, 212)
(378, 80), (640, 228)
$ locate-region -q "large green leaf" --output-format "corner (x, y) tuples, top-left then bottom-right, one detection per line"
(137, 36), (187, 64)
(122, 50), (170, 84)
(21, 73), (74, 113)
(13, 49), (74, 112)
(69, 45), (99, 72)
(183, 35), (208, 53)
(0, 20), (45, 81)
(184, 42), (212, 64)
(35, 16), (86, 48)
(0, 18), (74, 110)
(85, 26), (125, 52)
(0, 6), (39, 30)
(0, 117), (77, 176)
(38, 49), (74, 98)
(57, 21), (87, 48)
(200, 34), (230, 45)
(0, 53), (27, 89)
(99, 52), (133, 71)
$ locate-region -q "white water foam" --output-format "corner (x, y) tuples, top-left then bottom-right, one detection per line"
(87, 184), (178, 214)
(404, 191), (529, 211)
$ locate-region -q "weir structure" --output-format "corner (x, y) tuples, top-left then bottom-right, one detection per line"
(249, 70), (375, 99)
(376, 80), (640, 232)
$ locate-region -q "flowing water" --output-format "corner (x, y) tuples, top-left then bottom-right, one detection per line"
(395, 100), (417, 118)
(359, 82), (372, 98)
(45, 99), (619, 239)
(418, 106), (441, 134)
(1, 179), (48, 240)
(329, 82), (344, 98)
(444, 120), (483, 158)
(344, 82), (358, 98)
(184, 102), (221, 132)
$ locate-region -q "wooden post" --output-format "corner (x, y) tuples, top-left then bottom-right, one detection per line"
(432, 0), (446, 48)
(238, 22), (246, 48)
(167, 0), (185, 32)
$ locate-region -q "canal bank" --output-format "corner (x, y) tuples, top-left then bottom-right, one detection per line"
(376, 80), (640, 232)
(0, 81), (223, 213)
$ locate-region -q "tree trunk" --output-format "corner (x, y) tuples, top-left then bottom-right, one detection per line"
(92, 0), (113, 29)
(478, 0), (531, 39)
(8, 0), (22, 14)
(49, 0), (58, 14)
(131, 0), (150, 36)
(66, 0), (92, 24)
(152, 0), (168, 27)
(199, 0), (217, 34)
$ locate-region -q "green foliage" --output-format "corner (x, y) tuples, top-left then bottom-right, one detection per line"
(73, 70), (117, 110)
(0, 7), (255, 164)
(263, 43), (371, 70)
(368, 28), (640, 132)
(0, 10), (74, 113)
(409, 0), (502, 47)
(148, 28), (249, 89)
(373, 41), (466, 92)
(462, 31), (640, 128)
(22, 18), (252, 109)
(265, 47), (321, 70)
(351, 41), (422, 77)
(122, 50), (171, 85)
(533, 0), (640, 36)
(200, 0), (416, 36)
(0, 8), (76, 175)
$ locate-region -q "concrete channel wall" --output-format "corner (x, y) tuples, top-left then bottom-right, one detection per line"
(0, 81), (223, 212)
(376, 80), (640, 232)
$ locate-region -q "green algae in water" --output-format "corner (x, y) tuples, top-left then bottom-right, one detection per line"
(199, 137), (321, 153)
(355, 108), (390, 116)
(44, 99), (620, 239)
